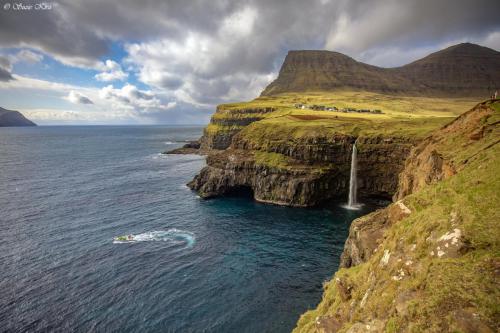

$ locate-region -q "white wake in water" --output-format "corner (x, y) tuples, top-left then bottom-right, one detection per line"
(113, 229), (195, 247)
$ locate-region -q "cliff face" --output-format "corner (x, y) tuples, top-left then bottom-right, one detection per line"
(394, 101), (495, 200)
(0, 107), (36, 127)
(262, 43), (500, 97)
(200, 106), (276, 150)
(294, 100), (500, 333)
(189, 134), (413, 206)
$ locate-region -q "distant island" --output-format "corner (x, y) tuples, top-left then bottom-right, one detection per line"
(0, 107), (37, 127)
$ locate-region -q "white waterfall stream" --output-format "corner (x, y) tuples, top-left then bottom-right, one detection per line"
(347, 140), (359, 209)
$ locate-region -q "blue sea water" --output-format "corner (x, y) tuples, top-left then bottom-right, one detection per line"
(0, 126), (373, 332)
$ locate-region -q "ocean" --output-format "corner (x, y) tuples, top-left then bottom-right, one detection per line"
(0, 126), (373, 332)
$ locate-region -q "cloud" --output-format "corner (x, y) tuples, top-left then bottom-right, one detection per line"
(0, 50), (43, 82)
(11, 50), (44, 64)
(324, 0), (500, 57)
(0, 2), (108, 69)
(98, 84), (176, 112)
(2, 0), (499, 71)
(0, 75), (178, 124)
(1, 0), (499, 124)
(0, 56), (14, 81)
(124, 6), (277, 106)
(65, 90), (94, 104)
(0, 67), (14, 81)
(19, 108), (144, 125)
(94, 59), (128, 81)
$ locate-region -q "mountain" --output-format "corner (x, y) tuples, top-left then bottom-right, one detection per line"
(261, 43), (500, 97)
(0, 107), (37, 127)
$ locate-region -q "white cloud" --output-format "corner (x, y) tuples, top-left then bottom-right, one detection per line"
(95, 59), (128, 81)
(98, 84), (176, 112)
(19, 108), (145, 125)
(481, 31), (500, 50)
(65, 90), (94, 104)
(124, 6), (275, 107)
(12, 50), (44, 64)
(0, 74), (178, 123)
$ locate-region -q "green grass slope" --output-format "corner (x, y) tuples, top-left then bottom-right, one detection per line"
(294, 100), (500, 332)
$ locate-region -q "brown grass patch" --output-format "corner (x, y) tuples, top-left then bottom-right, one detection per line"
(290, 114), (333, 121)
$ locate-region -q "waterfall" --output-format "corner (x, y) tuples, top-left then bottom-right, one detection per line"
(347, 139), (359, 208)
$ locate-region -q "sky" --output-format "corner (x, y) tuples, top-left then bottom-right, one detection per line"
(0, 0), (499, 125)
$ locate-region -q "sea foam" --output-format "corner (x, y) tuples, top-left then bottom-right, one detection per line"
(113, 229), (195, 248)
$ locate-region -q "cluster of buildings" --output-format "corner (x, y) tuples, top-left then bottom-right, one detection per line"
(293, 103), (383, 114)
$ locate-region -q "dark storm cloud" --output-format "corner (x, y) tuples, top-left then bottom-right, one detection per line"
(1, 0), (499, 69)
(0, 56), (14, 81)
(326, 0), (500, 52)
(0, 67), (14, 81)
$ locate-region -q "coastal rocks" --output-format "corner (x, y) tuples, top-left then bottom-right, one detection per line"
(340, 200), (412, 268)
(200, 106), (277, 150)
(200, 128), (238, 150)
(164, 140), (203, 155)
(188, 149), (344, 207)
(395, 148), (455, 200)
(190, 134), (414, 206)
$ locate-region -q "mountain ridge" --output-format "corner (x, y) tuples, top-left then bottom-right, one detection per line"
(261, 43), (500, 97)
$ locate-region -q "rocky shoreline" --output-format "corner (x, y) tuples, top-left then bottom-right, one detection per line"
(176, 133), (414, 207)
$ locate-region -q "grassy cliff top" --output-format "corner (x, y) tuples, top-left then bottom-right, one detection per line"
(216, 91), (479, 118)
(240, 114), (455, 143)
(208, 91), (480, 141)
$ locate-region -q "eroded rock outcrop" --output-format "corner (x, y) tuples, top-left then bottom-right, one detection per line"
(200, 106), (276, 150)
(395, 101), (496, 200)
(189, 134), (414, 206)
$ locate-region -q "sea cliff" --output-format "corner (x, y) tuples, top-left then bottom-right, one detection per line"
(294, 100), (499, 332)
(188, 135), (413, 206)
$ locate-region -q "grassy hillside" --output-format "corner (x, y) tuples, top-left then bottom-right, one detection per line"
(294, 100), (500, 332)
(217, 91), (478, 118)
(207, 91), (478, 148)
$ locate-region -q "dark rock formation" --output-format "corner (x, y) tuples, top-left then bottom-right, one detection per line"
(188, 149), (342, 207)
(200, 128), (238, 150)
(188, 135), (414, 206)
(164, 140), (203, 155)
(340, 200), (412, 268)
(262, 43), (500, 97)
(0, 107), (36, 127)
(199, 106), (276, 150)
